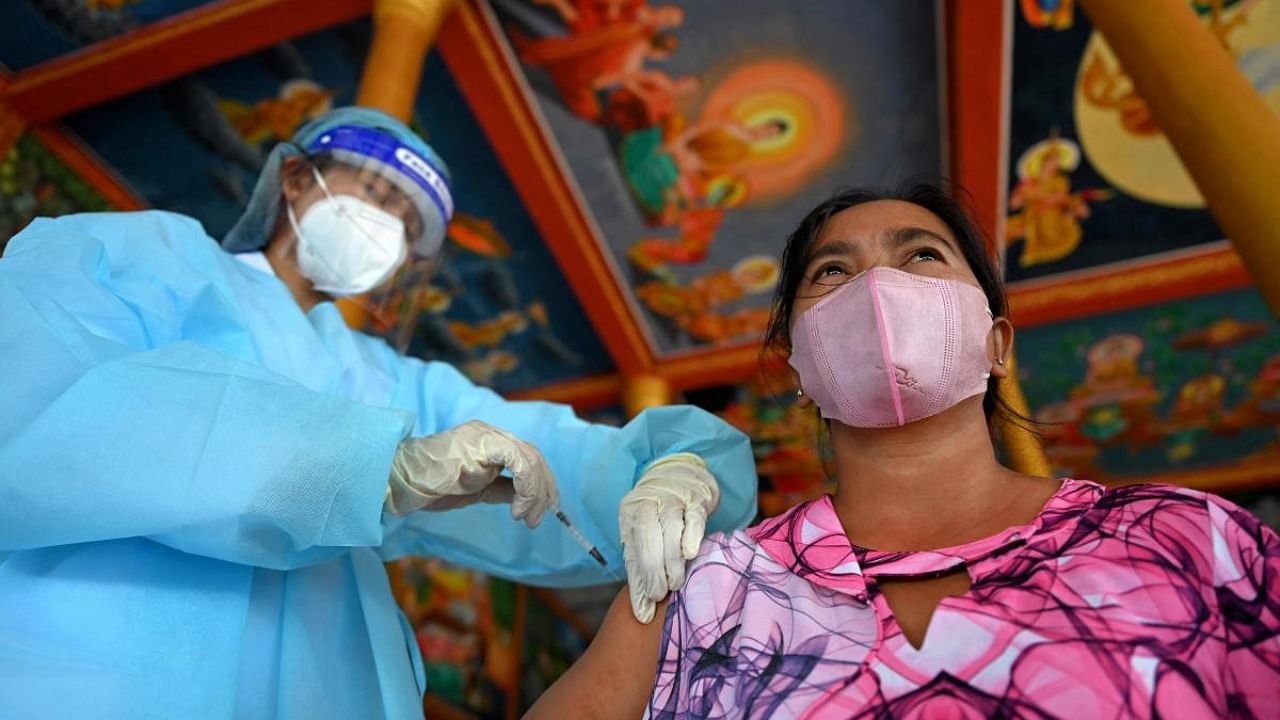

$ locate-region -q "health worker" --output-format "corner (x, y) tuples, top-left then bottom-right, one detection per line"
(0, 107), (758, 720)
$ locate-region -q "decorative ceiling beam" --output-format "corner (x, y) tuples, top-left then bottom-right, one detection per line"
(1008, 244), (1251, 327)
(506, 343), (771, 412)
(0, 75), (25, 158)
(945, 0), (1007, 247)
(0, 72), (142, 210)
(3, 0), (372, 123)
(506, 373), (623, 412)
(436, 0), (656, 376)
(28, 124), (148, 211)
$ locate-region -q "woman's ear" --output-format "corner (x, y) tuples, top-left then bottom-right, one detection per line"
(790, 366), (815, 408)
(989, 317), (1014, 379)
(280, 156), (311, 202)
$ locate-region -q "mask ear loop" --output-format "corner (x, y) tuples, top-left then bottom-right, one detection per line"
(309, 163), (339, 204)
(283, 154), (350, 287)
(280, 148), (324, 250)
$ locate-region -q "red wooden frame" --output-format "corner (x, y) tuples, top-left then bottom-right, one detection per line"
(4, 0), (372, 123)
(28, 124), (148, 211)
(947, 0), (1007, 246)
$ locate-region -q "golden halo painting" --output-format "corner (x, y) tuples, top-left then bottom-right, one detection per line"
(699, 59), (849, 204)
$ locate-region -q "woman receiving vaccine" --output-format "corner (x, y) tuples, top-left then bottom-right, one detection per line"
(528, 184), (1280, 719)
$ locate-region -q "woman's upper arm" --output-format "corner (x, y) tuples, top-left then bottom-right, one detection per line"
(526, 587), (667, 720)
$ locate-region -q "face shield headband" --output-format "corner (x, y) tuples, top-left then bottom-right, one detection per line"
(304, 125), (454, 258)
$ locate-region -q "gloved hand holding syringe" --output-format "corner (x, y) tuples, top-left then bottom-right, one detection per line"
(384, 420), (624, 581)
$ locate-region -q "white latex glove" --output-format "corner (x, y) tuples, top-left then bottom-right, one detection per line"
(619, 452), (721, 623)
(385, 420), (558, 528)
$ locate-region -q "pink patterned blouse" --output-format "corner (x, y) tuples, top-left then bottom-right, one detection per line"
(647, 480), (1280, 718)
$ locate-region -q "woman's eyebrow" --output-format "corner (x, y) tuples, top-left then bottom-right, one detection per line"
(804, 238), (858, 266)
(884, 226), (959, 254)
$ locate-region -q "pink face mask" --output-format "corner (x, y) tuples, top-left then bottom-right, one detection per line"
(788, 266), (995, 428)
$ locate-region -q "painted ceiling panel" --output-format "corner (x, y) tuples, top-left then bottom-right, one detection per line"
(57, 18), (613, 392)
(0, 0), (218, 71)
(1019, 286), (1280, 480)
(1005, 0), (1280, 283)
(491, 0), (945, 355)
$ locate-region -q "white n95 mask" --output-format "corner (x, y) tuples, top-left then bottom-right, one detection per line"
(286, 169), (408, 297)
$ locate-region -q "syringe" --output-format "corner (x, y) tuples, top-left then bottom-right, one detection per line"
(552, 504), (624, 581)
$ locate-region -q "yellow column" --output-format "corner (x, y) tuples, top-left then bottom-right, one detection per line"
(999, 353), (1054, 477)
(1078, 0), (1280, 316)
(356, 0), (460, 120)
(339, 0), (459, 328)
(623, 374), (673, 418)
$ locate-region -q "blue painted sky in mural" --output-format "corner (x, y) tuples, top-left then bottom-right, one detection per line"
(0, 1), (216, 71)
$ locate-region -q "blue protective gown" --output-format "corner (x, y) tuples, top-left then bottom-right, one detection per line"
(0, 210), (758, 720)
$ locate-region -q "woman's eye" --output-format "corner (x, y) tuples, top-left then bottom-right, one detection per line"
(908, 249), (941, 263)
(813, 264), (846, 280)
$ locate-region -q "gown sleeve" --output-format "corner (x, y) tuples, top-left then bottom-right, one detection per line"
(374, 350), (759, 587)
(0, 213), (412, 570)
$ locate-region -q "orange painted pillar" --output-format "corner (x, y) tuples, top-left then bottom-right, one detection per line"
(999, 353), (1053, 477)
(356, 0), (460, 120)
(339, 0), (459, 327)
(623, 374), (674, 418)
(1078, 0), (1280, 316)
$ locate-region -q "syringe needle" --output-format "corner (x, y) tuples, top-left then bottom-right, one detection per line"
(552, 506), (624, 581)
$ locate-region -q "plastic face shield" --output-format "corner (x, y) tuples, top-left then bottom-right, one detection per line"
(304, 125), (454, 259)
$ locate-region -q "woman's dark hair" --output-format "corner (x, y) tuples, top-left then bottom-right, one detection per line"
(763, 182), (1032, 429)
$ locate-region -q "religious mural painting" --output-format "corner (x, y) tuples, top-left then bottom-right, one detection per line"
(1019, 287), (1280, 481)
(493, 0), (945, 354)
(0, 133), (113, 247)
(1006, 0), (1280, 281)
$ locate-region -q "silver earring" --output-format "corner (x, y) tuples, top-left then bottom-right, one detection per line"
(996, 358), (1006, 366)
(796, 388), (805, 398)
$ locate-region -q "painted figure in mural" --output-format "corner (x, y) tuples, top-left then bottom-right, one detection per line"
(1165, 373), (1230, 461)
(1239, 355), (1280, 425)
(1027, 314), (1280, 476)
(220, 79), (335, 145)
(621, 117), (785, 227)
(1020, 0), (1075, 29)
(527, 184), (1280, 719)
(1006, 136), (1112, 267)
(1057, 333), (1161, 447)
(0, 107), (759, 720)
(513, 2), (686, 126)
